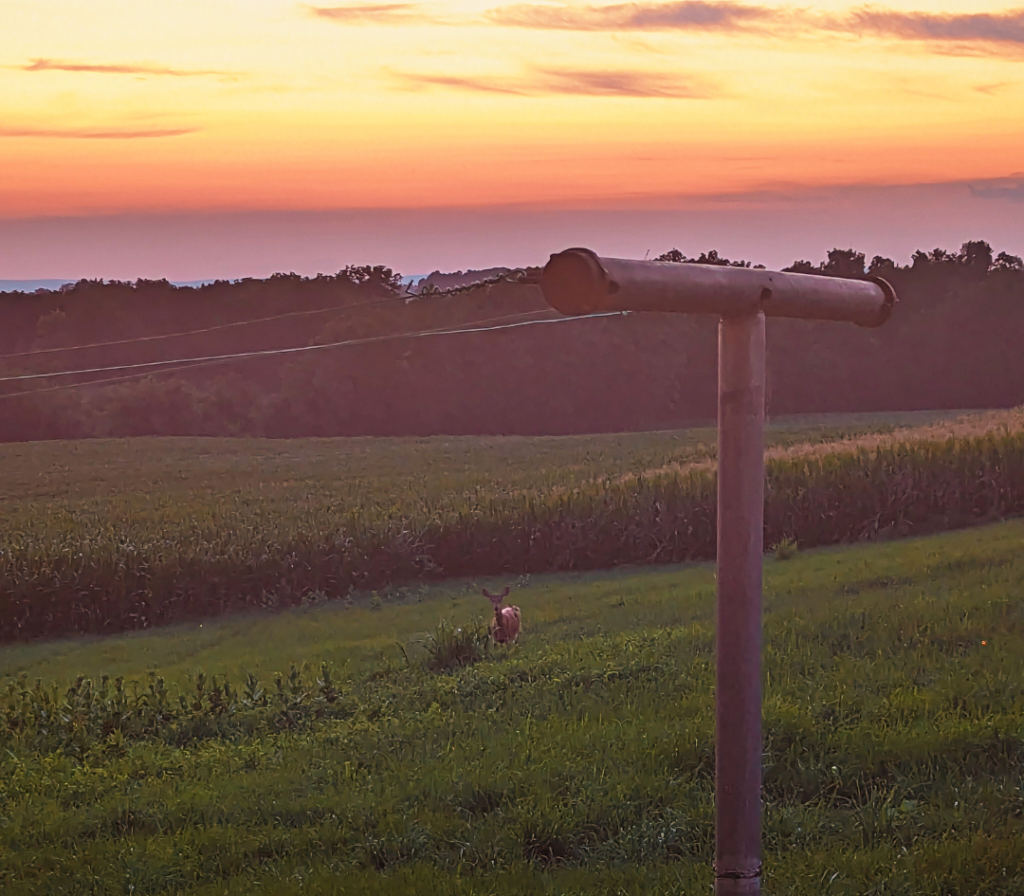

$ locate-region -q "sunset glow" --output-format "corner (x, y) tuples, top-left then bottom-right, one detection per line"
(2, 1), (1023, 274)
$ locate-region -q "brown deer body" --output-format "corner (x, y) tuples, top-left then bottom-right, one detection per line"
(483, 587), (521, 644)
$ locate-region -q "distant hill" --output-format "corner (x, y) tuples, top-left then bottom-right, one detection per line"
(0, 279), (76, 293)
(1, 279), (222, 293)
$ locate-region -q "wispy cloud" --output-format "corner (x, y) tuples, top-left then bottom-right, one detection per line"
(840, 8), (1024, 46)
(0, 126), (200, 139)
(399, 72), (530, 95)
(302, 0), (1024, 65)
(969, 176), (1024, 202)
(973, 81), (1016, 95)
(395, 66), (718, 97)
(307, 3), (438, 23)
(21, 59), (237, 77)
(483, 1), (1024, 59)
(486, 1), (775, 31)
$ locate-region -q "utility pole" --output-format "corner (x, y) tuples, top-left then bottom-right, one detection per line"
(540, 248), (895, 894)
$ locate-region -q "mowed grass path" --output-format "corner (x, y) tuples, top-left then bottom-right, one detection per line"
(2, 520), (1023, 895)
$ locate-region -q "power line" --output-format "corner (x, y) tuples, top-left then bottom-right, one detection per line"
(0, 311), (583, 399)
(0, 293), (406, 360)
(0, 267), (540, 361)
(0, 309), (627, 398)
(0, 358), (234, 401)
(0, 309), (552, 383)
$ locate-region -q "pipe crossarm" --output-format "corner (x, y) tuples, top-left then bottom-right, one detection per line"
(541, 247), (896, 328)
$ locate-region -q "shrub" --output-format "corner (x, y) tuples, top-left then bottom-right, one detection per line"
(774, 537), (799, 561)
(424, 618), (492, 673)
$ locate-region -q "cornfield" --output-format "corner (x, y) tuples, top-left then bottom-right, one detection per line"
(2, 414), (1023, 643)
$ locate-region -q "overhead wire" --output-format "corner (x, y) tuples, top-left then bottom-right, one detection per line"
(0, 268), (540, 361)
(0, 358), (236, 402)
(0, 292), (409, 360)
(0, 308), (554, 384)
(0, 308), (628, 400)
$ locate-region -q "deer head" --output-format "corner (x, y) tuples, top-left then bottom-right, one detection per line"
(483, 586), (511, 608)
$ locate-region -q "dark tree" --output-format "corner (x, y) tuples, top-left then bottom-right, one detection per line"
(656, 248), (752, 267)
(868, 255), (898, 277)
(993, 251), (1024, 272)
(958, 240), (994, 278)
(823, 249), (866, 279)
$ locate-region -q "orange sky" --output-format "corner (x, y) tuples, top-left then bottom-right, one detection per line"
(1, 1), (1023, 274)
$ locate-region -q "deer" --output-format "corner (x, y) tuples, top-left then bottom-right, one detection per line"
(483, 587), (521, 644)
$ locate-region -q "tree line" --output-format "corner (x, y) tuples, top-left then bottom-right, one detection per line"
(0, 242), (1021, 442)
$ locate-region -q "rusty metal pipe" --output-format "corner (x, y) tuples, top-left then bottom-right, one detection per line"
(541, 247), (895, 328)
(715, 311), (766, 895)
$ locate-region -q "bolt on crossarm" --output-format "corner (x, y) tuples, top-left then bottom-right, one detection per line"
(539, 248), (895, 895)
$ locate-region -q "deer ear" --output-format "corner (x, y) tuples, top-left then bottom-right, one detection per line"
(501, 587), (510, 597)
(482, 589), (493, 598)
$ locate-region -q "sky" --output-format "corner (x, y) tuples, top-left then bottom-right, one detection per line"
(1, 0), (1022, 279)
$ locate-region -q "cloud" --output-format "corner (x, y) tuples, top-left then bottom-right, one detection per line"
(398, 73), (531, 95)
(21, 59), (237, 77)
(538, 68), (716, 97)
(485, 1), (775, 31)
(0, 126), (200, 139)
(394, 66), (718, 97)
(973, 81), (1015, 95)
(307, 3), (436, 23)
(482, 1), (1024, 60)
(840, 8), (1024, 46)
(969, 177), (1024, 202)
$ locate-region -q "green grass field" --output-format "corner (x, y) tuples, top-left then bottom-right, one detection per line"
(3, 519), (1022, 895)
